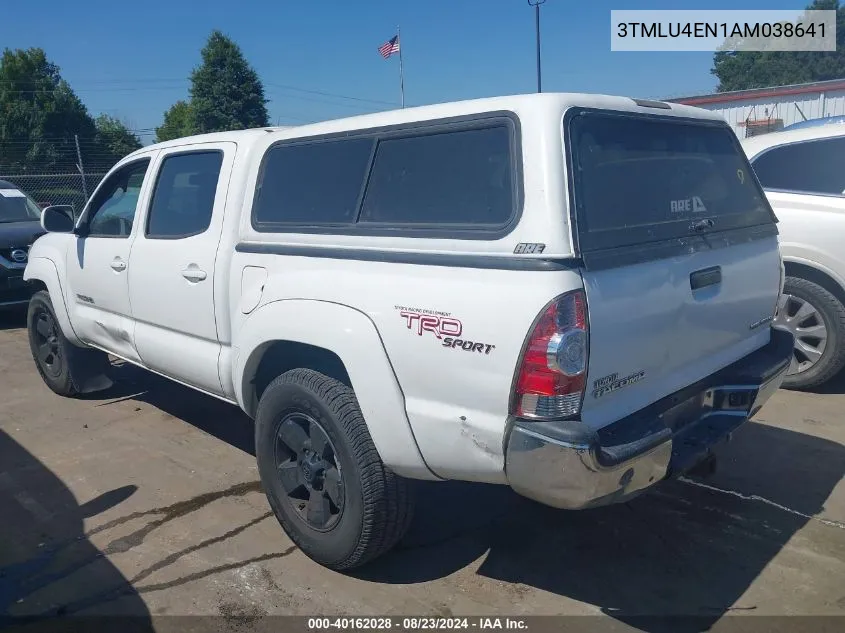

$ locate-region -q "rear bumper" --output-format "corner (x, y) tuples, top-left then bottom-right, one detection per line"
(504, 327), (794, 510)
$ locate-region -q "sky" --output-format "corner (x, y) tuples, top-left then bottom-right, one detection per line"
(0, 0), (817, 143)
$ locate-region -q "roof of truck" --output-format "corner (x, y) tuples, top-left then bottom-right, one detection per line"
(131, 92), (724, 157)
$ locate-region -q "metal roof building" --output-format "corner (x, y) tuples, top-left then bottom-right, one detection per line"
(669, 78), (845, 138)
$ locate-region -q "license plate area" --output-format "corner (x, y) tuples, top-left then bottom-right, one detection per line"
(659, 392), (707, 434)
(658, 384), (756, 435)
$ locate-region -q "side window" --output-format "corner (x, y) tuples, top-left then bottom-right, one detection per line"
(752, 137), (845, 195)
(146, 151), (224, 239)
(253, 137), (374, 227)
(86, 159), (151, 237)
(359, 125), (514, 226)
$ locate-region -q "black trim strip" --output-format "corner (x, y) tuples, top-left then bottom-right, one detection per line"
(580, 223), (779, 272)
(234, 242), (579, 271)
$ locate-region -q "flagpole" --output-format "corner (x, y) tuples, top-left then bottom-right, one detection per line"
(398, 25), (405, 108)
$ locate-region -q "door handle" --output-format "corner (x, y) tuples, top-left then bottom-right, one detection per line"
(690, 266), (722, 290)
(110, 259), (127, 272)
(181, 267), (207, 282)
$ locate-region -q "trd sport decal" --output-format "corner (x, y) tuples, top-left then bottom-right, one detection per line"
(395, 306), (496, 355)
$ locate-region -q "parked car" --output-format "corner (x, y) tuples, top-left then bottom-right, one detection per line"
(782, 115), (845, 131)
(742, 126), (845, 389)
(24, 93), (792, 570)
(0, 180), (44, 310)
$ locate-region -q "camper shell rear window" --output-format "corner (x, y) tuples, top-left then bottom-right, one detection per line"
(565, 108), (776, 253)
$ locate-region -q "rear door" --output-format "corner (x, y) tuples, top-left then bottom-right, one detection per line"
(565, 109), (781, 427)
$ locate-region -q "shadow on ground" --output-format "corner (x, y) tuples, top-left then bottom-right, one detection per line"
(362, 421), (845, 632)
(0, 430), (152, 629)
(49, 362), (845, 631)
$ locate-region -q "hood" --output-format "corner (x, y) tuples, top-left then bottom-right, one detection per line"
(0, 221), (45, 249)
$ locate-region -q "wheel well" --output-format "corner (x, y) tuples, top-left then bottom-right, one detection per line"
(248, 341), (352, 416)
(29, 280), (47, 293)
(784, 262), (845, 307)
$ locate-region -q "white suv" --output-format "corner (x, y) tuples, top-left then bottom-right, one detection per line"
(25, 93), (791, 570)
(743, 126), (845, 389)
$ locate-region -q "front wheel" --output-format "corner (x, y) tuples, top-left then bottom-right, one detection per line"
(774, 276), (845, 390)
(27, 290), (112, 397)
(255, 368), (414, 570)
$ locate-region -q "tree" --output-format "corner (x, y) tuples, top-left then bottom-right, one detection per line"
(189, 30), (269, 133)
(0, 47), (96, 172)
(94, 114), (142, 164)
(712, 0), (845, 92)
(155, 100), (195, 142)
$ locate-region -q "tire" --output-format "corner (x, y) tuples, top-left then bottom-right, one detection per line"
(255, 368), (414, 570)
(775, 276), (845, 390)
(27, 290), (112, 397)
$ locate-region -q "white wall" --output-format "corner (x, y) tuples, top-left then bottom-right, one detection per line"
(694, 89), (845, 137)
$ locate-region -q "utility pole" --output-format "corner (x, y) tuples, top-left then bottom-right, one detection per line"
(74, 134), (88, 202)
(527, 0), (546, 93)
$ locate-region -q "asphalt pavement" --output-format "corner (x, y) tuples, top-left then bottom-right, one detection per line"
(1, 309), (843, 632)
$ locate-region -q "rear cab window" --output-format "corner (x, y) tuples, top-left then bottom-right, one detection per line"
(564, 109), (776, 255)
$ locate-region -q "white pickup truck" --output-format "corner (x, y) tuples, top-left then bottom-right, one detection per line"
(24, 93), (793, 570)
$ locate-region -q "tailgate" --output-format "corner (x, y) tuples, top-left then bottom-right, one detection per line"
(564, 108), (781, 428)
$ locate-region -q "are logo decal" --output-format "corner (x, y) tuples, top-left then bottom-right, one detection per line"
(670, 196), (707, 214)
(514, 242), (546, 254)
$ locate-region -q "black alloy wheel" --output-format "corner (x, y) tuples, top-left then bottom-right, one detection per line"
(32, 307), (63, 379)
(274, 412), (345, 531)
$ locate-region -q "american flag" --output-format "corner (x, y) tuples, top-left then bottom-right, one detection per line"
(378, 35), (400, 59)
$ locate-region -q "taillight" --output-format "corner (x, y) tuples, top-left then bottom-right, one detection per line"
(511, 290), (589, 419)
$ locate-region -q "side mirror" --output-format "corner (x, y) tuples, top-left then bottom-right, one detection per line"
(40, 205), (76, 233)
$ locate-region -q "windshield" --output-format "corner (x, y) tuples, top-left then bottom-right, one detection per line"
(0, 188), (42, 223)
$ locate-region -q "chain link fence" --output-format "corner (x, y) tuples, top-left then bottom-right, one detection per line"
(0, 139), (119, 213)
(0, 172), (106, 212)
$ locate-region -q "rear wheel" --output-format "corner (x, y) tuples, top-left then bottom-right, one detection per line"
(255, 368), (413, 570)
(775, 276), (845, 389)
(27, 291), (111, 397)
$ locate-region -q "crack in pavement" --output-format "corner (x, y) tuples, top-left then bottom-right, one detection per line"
(129, 511), (274, 585)
(91, 480), (263, 542)
(1, 480), (266, 614)
(679, 477), (845, 530)
(48, 547), (299, 617)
